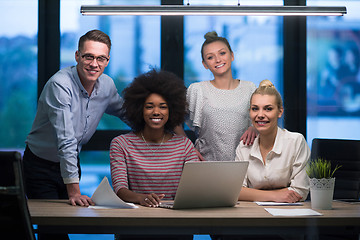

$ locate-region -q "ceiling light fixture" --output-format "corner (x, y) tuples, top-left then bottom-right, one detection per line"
(80, 5), (347, 17)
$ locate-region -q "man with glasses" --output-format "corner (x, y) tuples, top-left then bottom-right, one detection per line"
(23, 30), (122, 212)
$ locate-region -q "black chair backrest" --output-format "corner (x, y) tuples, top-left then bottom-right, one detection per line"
(0, 151), (35, 240)
(311, 138), (360, 200)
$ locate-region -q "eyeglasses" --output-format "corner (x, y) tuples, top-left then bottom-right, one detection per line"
(79, 51), (109, 65)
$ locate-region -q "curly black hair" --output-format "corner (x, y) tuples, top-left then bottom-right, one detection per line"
(120, 69), (187, 132)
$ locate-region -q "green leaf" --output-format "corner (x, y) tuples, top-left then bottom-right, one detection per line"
(306, 158), (341, 179)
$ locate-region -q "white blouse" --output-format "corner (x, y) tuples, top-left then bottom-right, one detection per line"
(186, 80), (256, 162)
(235, 127), (310, 200)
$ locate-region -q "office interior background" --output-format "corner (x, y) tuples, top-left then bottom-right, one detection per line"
(1, 0), (360, 200)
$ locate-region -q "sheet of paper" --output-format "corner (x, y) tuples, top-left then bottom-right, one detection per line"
(256, 201), (303, 206)
(264, 208), (322, 216)
(90, 177), (138, 209)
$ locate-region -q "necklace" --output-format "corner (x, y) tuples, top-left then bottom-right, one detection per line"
(141, 132), (166, 155)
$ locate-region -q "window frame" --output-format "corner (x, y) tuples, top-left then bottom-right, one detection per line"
(38, 0), (307, 151)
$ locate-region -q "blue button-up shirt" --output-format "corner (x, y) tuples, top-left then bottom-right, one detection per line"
(26, 66), (123, 184)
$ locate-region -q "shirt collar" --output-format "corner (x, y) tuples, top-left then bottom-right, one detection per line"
(250, 126), (283, 158)
(271, 127), (283, 155)
(250, 137), (262, 160)
(72, 66), (100, 97)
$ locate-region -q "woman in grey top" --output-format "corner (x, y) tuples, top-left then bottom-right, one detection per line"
(176, 31), (257, 162)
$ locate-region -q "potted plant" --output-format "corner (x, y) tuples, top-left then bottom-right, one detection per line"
(306, 158), (341, 210)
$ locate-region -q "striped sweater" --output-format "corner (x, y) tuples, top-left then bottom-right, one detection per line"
(110, 132), (198, 200)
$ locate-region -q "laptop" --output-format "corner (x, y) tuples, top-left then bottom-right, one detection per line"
(159, 161), (249, 209)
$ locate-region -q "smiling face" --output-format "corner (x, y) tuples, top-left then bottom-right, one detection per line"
(202, 41), (234, 76)
(250, 94), (283, 136)
(75, 40), (110, 87)
(143, 93), (169, 131)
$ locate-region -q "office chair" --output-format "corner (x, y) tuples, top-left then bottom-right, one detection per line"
(0, 151), (35, 240)
(311, 138), (360, 200)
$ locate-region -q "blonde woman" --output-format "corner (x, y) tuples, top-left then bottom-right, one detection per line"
(236, 80), (310, 203)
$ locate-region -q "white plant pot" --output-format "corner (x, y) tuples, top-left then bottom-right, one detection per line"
(309, 177), (335, 210)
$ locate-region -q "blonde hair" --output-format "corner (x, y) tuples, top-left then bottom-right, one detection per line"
(251, 80), (283, 110)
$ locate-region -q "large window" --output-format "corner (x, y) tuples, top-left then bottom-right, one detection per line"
(3, 0), (359, 199)
(307, 1), (360, 145)
(0, 1), (38, 151)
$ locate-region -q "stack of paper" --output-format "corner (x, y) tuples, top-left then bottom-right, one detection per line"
(265, 208), (322, 216)
(255, 201), (303, 206)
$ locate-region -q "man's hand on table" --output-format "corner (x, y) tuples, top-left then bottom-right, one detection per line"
(66, 183), (95, 207)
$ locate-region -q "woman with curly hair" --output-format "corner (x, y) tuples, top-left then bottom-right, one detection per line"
(110, 69), (198, 208)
